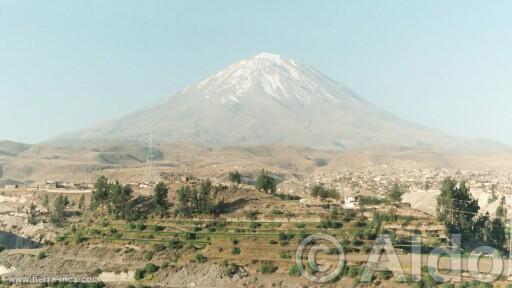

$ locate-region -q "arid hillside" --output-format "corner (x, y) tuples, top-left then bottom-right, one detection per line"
(2, 141), (512, 186)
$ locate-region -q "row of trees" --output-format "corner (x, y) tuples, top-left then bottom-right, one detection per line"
(255, 170), (277, 194)
(91, 176), (138, 220)
(436, 177), (506, 249)
(229, 169), (278, 194)
(88, 176), (169, 221)
(177, 179), (226, 216)
(46, 169), (279, 225)
(176, 170), (279, 217)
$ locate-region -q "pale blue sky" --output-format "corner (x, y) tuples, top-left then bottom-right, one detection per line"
(1, 1), (511, 144)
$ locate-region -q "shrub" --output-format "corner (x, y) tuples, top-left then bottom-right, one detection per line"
(134, 269), (145, 280)
(310, 185), (338, 199)
(354, 220), (367, 227)
(168, 238), (183, 250)
(92, 268), (103, 276)
(161, 261), (170, 269)
(289, 264), (301, 276)
(100, 219), (109, 227)
(89, 228), (101, 236)
(74, 232), (86, 244)
(143, 251), (154, 261)
(150, 225), (164, 232)
(298, 230), (309, 240)
(153, 244), (166, 253)
(275, 193), (301, 201)
(326, 247), (340, 255)
(347, 266), (360, 278)
(37, 251), (47, 260)
(378, 270), (393, 280)
(318, 219), (343, 229)
(279, 250), (291, 259)
(278, 232), (294, 241)
(295, 223), (306, 229)
(185, 232), (196, 240)
(231, 247), (241, 255)
(55, 234), (66, 242)
(244, 210), (260, 220)
(225, 263), (240, 277)
(135, 221), (146, 231)
(195, 252), (207, 263)
(260, 261), (278, 274)
(144, 263), (159, 274)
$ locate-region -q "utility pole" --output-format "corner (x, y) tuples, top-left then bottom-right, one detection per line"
(144, 124), (154, 187)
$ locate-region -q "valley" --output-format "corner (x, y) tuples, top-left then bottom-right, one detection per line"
(1, 142), (512, 287)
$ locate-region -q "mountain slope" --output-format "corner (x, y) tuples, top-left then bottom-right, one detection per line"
(52, 53), (507, 153)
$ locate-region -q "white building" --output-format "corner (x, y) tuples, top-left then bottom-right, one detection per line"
(343, 196), (360, 209)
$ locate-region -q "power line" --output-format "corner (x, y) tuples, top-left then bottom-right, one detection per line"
(437, 206), (480, 216)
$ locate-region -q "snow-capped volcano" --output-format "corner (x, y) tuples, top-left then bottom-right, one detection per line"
(52, 53), (506, 153)
(186, 52), (348, 106)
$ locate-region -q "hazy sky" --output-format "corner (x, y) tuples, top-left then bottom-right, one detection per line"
(1, 1), (512, 144)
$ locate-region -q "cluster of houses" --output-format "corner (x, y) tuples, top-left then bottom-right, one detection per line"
(278, 168), (512, 212)
(4, 184), (19, 190)
(43, 180), (93, 190)
(304, 169), (512, 198)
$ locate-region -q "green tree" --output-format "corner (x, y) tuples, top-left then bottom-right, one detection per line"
(488, 184), (498, 203)
(177, 182), (224, 217)
(27, 203), (38, 225)
(255, 170), (277, 194)
(91, 175), (110, 211)
(153, 182), (169, 217)
(177, 185), (192, 216)
(475, 212), (506, 249)
(388, 182), (403, 203)
(109, 181), (134, 220)
(490, 217), (506, 248)
(42, 194), (49, 210)
(78, 194), (86, 211)
(197, 180), (212, 213)
(421, 273), (439, 288)
(436, 178), (479, 235)
(50, 195), (69, 226)
(228, 170), (242, 185)
(496, 196), (507, 219)
(473, 212), (491, 242)
(311, 185), (322, 197)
